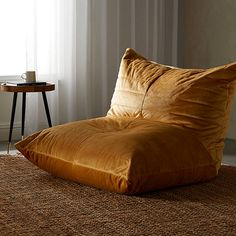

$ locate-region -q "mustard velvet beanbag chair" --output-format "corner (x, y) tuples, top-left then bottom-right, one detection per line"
(16, 48), (236, 194)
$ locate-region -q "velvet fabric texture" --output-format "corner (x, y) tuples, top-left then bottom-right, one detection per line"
(108, 48), (236, 169)
(16, 48), (236, 194)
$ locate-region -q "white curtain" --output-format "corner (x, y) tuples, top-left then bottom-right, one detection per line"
(25, 0), (77, 134)
(76, 0), (178, 119)
(25, 0), (178, 135)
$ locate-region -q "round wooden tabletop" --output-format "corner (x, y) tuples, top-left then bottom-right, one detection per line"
(0, 83), (55, 93)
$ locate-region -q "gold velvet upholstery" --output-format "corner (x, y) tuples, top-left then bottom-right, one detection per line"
(16, 48), (236, 194)
(108, 48), (236, 169)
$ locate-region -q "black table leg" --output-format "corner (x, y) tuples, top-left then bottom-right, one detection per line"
(42, 92), (52, 127)
(8, 92), (18, 153)
(21, 92), (26, 140)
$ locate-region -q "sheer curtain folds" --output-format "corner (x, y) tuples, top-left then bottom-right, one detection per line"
(26, 0), (178, 134)
(0, 0), (178, 136)
(77, 0), (178, 120)
(25, 0), (77, 134)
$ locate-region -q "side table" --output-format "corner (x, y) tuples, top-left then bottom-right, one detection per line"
(0, 83), (55, 153)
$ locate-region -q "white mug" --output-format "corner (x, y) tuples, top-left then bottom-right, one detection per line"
(21, 71), (36, 83)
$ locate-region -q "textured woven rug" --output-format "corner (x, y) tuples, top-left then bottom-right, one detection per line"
(1, 155), (236, 236)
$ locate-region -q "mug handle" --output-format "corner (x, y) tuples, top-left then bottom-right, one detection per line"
(21, 73), (26, 80)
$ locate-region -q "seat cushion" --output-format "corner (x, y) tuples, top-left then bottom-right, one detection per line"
(108, 48), (236, 169)
(16, 117), (217, 194)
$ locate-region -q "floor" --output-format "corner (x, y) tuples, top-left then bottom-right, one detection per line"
(0, 140), (20, 155)
(1, 139), (236, 166)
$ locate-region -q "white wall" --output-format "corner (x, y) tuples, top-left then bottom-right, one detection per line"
(178, 0), (236, 140)
(0, 92), (21, 141)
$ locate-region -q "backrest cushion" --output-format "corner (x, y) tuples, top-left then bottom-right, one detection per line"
(107, 48), (236, 167)
(107, 48), (171, 117)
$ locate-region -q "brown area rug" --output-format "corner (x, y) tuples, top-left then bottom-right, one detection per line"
(0, 155), (236, 236)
